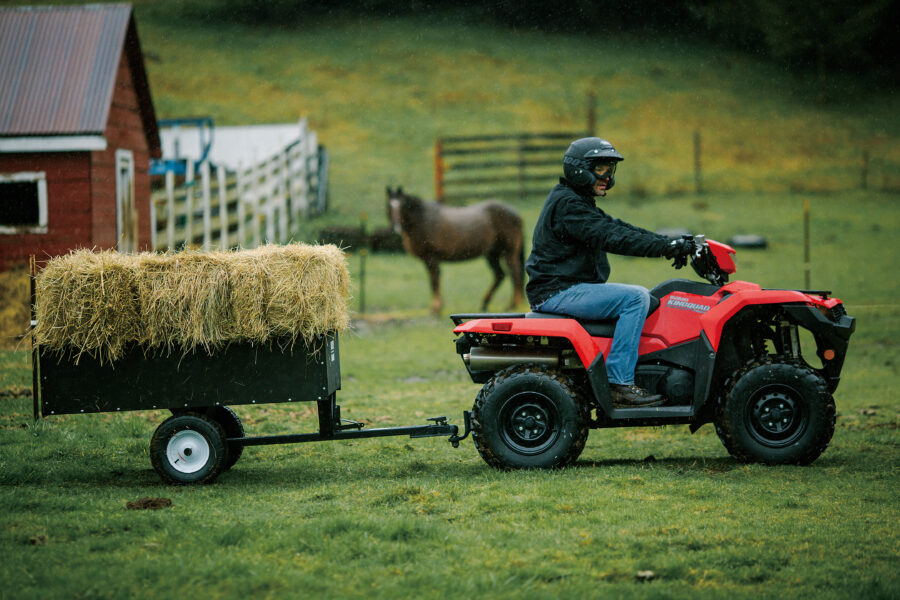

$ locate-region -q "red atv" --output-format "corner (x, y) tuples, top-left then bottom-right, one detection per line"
(451, 236), (856, 469)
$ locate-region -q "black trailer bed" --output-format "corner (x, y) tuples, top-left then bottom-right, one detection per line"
(36, 336), (340, 416)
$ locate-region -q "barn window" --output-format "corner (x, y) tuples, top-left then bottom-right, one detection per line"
(0, 172), (48, 234)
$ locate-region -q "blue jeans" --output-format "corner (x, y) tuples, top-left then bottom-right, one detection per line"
(535, 283), (650, 385)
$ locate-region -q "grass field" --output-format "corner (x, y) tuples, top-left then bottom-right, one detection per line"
(2, 3), (899, 598)
(2, 190), (898, 599)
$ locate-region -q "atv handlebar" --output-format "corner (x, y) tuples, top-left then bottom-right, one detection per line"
(680, 235), (737, 287)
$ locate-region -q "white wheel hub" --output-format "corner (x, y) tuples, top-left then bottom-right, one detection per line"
(166, 430), (211, 473)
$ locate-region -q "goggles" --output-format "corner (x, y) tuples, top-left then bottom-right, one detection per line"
(591, 162), (617, 180)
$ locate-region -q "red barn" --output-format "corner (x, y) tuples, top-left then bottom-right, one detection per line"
(0, 4), (161, 270)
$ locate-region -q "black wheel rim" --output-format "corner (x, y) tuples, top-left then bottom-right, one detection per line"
(498, 392), (560, 455)
(745, 384), (807, 448)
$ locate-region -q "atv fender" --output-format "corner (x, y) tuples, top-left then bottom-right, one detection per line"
(453, 317), (603, 369)
(700, 287), (827, 351)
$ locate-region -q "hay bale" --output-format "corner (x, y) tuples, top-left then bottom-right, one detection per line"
(136, 252), (234, 354)
(245, 244), (351, 343)
(226, 248), (272, 344)
(33, 250), (141, 363)
(33, 244), (350, 363)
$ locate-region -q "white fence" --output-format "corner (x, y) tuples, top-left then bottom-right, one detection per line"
(149, 120), (327, 251)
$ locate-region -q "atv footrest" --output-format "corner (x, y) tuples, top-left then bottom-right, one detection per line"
(608, 405), (694, 421)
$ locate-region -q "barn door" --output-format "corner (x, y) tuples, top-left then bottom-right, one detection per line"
(115, 149), (137, 253)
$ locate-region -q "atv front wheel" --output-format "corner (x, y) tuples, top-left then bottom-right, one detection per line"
(472, 365), (588, 469)
(715, 360), (835, 465)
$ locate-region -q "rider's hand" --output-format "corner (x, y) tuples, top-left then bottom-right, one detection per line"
(664, 238), (694, 269)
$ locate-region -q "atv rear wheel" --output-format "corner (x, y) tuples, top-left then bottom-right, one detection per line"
(715, 360), (835, 465)
(472, 365), (588, 469)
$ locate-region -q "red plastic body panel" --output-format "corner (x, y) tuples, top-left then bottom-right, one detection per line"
(454, 318), (604, 368)
(453, 280), (841, 368)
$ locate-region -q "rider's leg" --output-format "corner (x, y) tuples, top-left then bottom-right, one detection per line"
(536, 282), (648, 384)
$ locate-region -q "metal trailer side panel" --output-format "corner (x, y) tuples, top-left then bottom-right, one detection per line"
(38, 334), (340, 416)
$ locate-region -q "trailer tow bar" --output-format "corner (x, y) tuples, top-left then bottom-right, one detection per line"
(226, 404), (472, 448)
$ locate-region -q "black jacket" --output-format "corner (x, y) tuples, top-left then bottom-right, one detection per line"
(525, 179), (670, 307)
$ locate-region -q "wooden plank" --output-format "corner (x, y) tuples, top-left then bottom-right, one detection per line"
(441, 188), (550, 202)
(445, 158), (558, 171)
(441, 172), (559, 186)
(439, 131), (582, 145)
(440, 143), (569, 157)
(184, 160), (195, 249)
(165, 170), (175, 250)
(201, 161), (212, 250)
(217, 165), (228, 250)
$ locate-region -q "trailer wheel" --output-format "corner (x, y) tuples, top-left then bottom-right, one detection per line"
(472, 365), (588, 470)
(715, 360), (835, 465)
(150, 414), (228, 484)
(210, 406), (244, 470)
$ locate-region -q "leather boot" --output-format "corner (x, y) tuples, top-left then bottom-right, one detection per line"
(610, 384), (664, 407)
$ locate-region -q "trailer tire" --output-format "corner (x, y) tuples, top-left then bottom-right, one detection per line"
(210, 406), (244, 470)
(150, 414), (228, 484)
(715, 360), (835, 465)
(472, 365), (588, 470)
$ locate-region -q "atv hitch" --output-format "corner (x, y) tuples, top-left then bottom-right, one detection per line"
(448, 410), (473, 448)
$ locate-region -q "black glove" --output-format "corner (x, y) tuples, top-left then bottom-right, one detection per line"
(664, 238), (694, 269)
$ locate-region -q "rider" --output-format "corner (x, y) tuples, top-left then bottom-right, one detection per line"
(525, 137), (693, 407)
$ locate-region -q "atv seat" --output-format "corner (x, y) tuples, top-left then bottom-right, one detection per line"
(526, 295), (660, 338)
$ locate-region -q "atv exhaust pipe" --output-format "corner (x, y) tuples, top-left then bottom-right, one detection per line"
(463, 346), (559, 371)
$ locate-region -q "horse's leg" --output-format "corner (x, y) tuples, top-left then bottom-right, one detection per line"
(506, 238), (525, 309)
(481, 251), (506, 312)
(426, 259), (442, 315)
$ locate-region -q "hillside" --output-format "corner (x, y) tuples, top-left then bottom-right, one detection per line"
(127, 4), (899, 227)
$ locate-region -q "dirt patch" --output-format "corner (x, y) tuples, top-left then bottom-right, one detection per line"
(126, 497), (173, 510)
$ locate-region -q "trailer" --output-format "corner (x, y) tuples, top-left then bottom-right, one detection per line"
(33, 334), (471, 484)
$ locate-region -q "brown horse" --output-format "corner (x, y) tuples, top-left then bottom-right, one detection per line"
(386, 186), (524, 314)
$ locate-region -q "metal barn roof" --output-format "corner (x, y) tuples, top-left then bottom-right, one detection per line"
(0, 3), (159, 153)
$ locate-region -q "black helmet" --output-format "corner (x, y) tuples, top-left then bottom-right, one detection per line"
(562, 137), (624, 193)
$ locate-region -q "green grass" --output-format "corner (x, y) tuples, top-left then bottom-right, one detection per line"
(2, 5), (900, 598)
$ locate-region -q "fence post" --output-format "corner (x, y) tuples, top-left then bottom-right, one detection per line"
(358, 212), (367, 315)
(236, 167), (246, 248)
(693, 130), (703, 194)
(185, 159), (195, 249)
(434, 139), (445, 202)
(201, 161), (212, 250)
(266, 203), (276, 244)
(279, 150), (289, 242)
(165, 170), (175, 250)
(217, 165), (228, 250)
